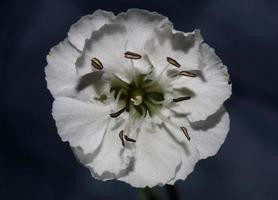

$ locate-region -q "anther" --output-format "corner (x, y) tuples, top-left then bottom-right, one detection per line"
(228, 80), (232, 85)
(119, 130), (125, 147)
(124, 135), (136, 143)
(175, 71), (197, 78)
(167, 57), (181, 68)
(173, 96), (191, 102)
(91, 57), (103, 70)
(110, 107), (126, 118)
(124, 51), (142, 59)
(180, 126), (190, 141)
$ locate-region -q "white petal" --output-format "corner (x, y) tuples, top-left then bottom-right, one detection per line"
(119, 116), (181, 187)
(68, 10), (115, 51)
(45, 39), (80, 98)
(116, 9), (172, 53)
(45, 38), (109, 101)
(188, 106), (230, 159)
(76, 9), (172, 78)
(76, 23), (130, 78)
(170, 43), (232, 122)
(52, 97), (111, 155)
(85, 113), (135, 179)
(166, 106), (229, 184)
(146, 30), (203, 74)
(156, 119), (199, 185)
(115, 9), (173, 74)
(53, 97), (134, 179)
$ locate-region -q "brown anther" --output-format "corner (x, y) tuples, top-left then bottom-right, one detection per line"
(119, 130), (125, 147)
(180, 126), (190, 141)
(228, 80), (232, 85)
(167, 57), (181, 68)
(173, 96), (191, 103)
(110, 107), (126, 118)
(124, 51), (142, 59)
(124, 135), (136, 143)
(177, 71), (197, 78)
(91, 57), (103, 70)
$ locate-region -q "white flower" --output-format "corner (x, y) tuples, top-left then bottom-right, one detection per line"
(45, 9), (231, 187)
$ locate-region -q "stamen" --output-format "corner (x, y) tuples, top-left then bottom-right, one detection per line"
(143, 63), (170, 88)
(119, 130), (125, 147)
(127, 59), (140, 87)
(91, 57), (103, 70)
(228, 80), (232, 85)
(173, 96), (191, 102)
(167, 57), (181, 68)
(174, 71), (197, 78)
(146, 96), (164, 105)
(114, 89), (125, 107)
(180, 126), (191, 141)
(124, 51), (142, 59)
(124, 135), (136, 143)
(110, 107), (126, 118)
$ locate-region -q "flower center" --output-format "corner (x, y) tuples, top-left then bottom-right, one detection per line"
(110, 73), (165, 117)
(91, 52), (196, 146)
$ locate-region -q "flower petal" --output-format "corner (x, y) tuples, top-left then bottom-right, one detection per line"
(116, 9), (172, 53)
(45, 39), (80, 98)
(119, 116), (181, 187)
(170, 43), (232, 122)
(84, 112), (135, 179)
(145, 29), (203, 74)
(53, 97), (135, 179)
(45, 39), (111, 102)
(188, 106), (229, 159)
(68, 10), (115, 51)
(76, 9), (173, 78)
(165, 106), (229, 184)
(76, 23), (130, 78)
(52, 97), (111, 155)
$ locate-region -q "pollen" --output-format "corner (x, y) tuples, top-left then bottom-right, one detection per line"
(167, 57), (181, 68)
(124, 51), (142, 59)
(175, 71), (197, 78)
(173, 96), (191, 103)
(91, 57), (103, 70)
(180, 126), (190, 141)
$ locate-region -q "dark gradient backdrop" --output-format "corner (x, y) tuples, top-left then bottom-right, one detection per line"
(2, 0), (278, 200)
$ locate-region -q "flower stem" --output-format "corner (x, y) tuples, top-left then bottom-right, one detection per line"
(165, 185), (179, 200)
(138, 186), (179, 200)
(138, 188), (160, 200)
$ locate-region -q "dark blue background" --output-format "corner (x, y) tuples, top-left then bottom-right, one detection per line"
(2, 0), (278, 199)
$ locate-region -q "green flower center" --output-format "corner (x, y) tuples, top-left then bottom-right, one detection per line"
(110, 73), (165, 117)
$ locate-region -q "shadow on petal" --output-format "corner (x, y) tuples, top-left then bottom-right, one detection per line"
(170, 32), (196, 52)
(173, 87), (196, 97)
(156, 29), (197, 53)
(189, 106), (226, 131)
(76, 71), (105, 92)
(169, 108), (190, 118)
(72, 146), (135, 180)
(190, 70), (207, 82)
